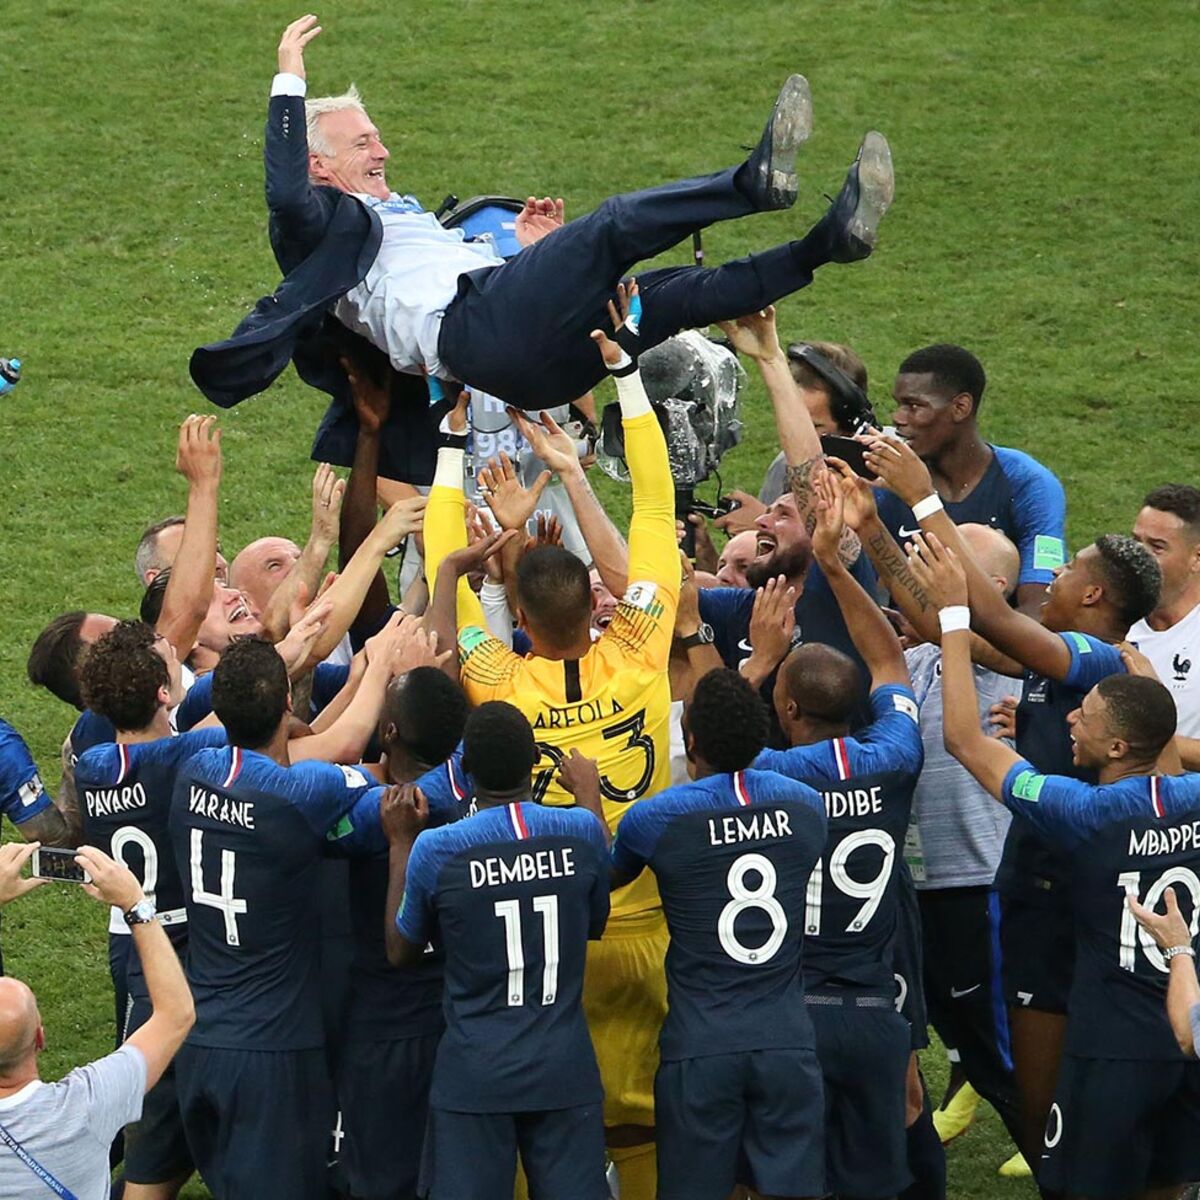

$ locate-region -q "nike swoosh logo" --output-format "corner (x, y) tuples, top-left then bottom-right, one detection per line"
(898, 525), (922, 539)
(950, 984), (982, 999)
(737, 638), (753, 653)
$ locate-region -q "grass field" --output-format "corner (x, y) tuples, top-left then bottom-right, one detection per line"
(2, 1), (1199, 1195)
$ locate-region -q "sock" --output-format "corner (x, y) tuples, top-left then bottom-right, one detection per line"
(901, 1100), (947, 1200)
(789, 216), (836, 274)
(609, 1141), (657, 1200)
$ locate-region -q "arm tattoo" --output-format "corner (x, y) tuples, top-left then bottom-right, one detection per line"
(785, 456), (823, 534)
(866, 529), (932, 614)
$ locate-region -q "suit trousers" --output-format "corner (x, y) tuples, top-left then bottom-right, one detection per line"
(437, 166), (821, 409)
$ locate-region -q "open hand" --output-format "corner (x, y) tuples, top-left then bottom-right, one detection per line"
(278, 14), (322, 78)
(442, 527), (519, 580)
(478, 453), (550, 532)
(381, 784), (429, 846)
(341, 355), (391, 434)
(275, 597), (333, 675)
(377, 495), (428, 548)
(1129, 884), (1194, 952)
(1119, 641), (1162, 682)
(176, 414), (222, 489)
(508, 408), (582, 477)
(515, 196), (565, 248)
(0, 843), (50, 906)
(906, 532), (969, 609)
(717, 306), (784, 363)
(861, 434), (935, 508)
(825, 458), (878, 531)
(748, 576), (797, 668)
(811, 471), (846, 566)
(311, 463), (346, 546)
(591, 279), (639, 367)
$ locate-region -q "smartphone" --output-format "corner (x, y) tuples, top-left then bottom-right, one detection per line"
(31, 846), (90, 884)
(821, 434), (878, 481)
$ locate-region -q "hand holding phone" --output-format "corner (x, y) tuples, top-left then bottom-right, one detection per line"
(31, 845), (91, 884)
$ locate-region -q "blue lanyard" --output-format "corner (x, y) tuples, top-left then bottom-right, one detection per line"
(0, 1119), (80, 1199)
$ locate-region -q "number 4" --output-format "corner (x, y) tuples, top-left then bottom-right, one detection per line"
(190, 830), (248, 947)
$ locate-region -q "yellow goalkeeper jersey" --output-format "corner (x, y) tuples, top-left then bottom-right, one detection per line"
(426, 410), (678, 917)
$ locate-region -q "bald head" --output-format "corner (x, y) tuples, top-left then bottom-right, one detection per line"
(775, 642), (861, 728)
(228, 537), (303, 617)
(959, 524), (1020, 600)
(0, 978), (42, 1080)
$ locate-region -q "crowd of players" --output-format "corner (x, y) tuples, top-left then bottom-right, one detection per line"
(3, 28), (1200, 1200)
(2, 293), (1200, 1200)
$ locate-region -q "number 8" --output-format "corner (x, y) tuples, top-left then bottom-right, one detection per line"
(718, 853), (787, 965)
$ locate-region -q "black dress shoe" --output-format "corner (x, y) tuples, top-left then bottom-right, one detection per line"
(742, 74), (812, 211)
(824, 130), (895, 262)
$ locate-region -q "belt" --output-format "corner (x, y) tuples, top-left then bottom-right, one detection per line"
(805, 992), (894, 1010)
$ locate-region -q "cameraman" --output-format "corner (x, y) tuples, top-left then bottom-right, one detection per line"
(0, 843), (194, 1200)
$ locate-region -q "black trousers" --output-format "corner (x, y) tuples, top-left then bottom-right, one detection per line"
(438, 166), (822, 409)
(918, 886), (1024, 1149)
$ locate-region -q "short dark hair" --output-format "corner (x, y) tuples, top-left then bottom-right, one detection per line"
(462, 702), (537, 792)
(898, 343), (987, 414)
(80, 621), (168, 732)
(1143, 484), (1200, 535)
(140, 570), (171, 627)
(135, 516), (184, 582)
(1096, 674), (1177, 758)
(383, 669), (468, 767)
(1092, 534), (1162, 628)
(27, 612), (88, 709)
(516, 547), (591, 644)
(685, 669), (768, 772)
(780, 643), (862, 725)
(212, 636), (289, 749)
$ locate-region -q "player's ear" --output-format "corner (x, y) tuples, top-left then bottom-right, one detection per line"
(515, 606), (530, 634)
(949, 391), (974, 423)
(34, 1024), (45, 1052)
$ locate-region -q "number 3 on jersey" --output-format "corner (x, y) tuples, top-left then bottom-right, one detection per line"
(190, 830), (248, 947)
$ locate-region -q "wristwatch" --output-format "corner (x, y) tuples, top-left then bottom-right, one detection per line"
(124, 899), (157, 927)
(678, 623), (715, 650)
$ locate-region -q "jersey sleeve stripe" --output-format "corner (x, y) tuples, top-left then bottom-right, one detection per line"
(733, 770), (751, 806)
(834, 738), (851, 781)
(222, 747), (243, 790)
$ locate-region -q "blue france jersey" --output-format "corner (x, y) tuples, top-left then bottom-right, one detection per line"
(169, 747), (378, 1050)
(77, 729), (227, 934)
(1002, 762), (1200, 1058)
(0, 719), (51, 827)
(997, 632), (1126, 903)
(396, 802), (610, 1113)
(876, 444), (1067, 586)
(756, 685), (924, 993)
(611, 768), (826, 1061)
(325, 750), (474, 1040)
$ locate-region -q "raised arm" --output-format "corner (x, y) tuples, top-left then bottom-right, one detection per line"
(1130, 886), (1200, 1057)
(864, 433), (1071, 680)
(306, 496), (427, 662)
(382, 785), (431, 968)
(811, 472), (908, 689)
(908, 532), (1022, 799)
(77, 845), (194, 1091)
(510, 408), (630, 597)
(265, 15), (328, 244)
(719, 306), (823, 528)
(156, 416), (221, 662)
(259, 464), (344, 643)
(597, 283), (679, 645)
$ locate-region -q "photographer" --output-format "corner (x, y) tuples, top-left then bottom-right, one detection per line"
(0, 844), (194, 1200)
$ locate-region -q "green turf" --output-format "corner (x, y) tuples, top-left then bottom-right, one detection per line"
(3, 1), (1198, 1194)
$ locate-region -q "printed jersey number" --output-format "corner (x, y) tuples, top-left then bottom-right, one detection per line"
(494, 895), (560, 1006)
(110, 826), (159, 906)
(531, 709), (657, 804)
(717, 853), (788, 965)
(1117, 867), (1200, 973)
(189, 830), (248, 947)
(804, 829), (896, 937)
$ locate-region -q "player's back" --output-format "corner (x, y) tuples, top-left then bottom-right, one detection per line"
(756, 685), (923, 993)
(612, 767), (827, 1060)
(1056, 771), (1200, 1058)
(170, 745), (375, 1049)
(78, 729), (226, 939)
(397, 802), (610, 1112)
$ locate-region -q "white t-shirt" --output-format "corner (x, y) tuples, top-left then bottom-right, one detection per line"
(1130, 602), (1200, 737)
(0, 1044), (145, 1200)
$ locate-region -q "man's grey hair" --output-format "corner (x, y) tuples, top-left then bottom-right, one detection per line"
(305, 85), (367, 157)
(134, 516), (184, 584)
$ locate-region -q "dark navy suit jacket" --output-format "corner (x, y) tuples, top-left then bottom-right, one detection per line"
(189, 93), (449, 484)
